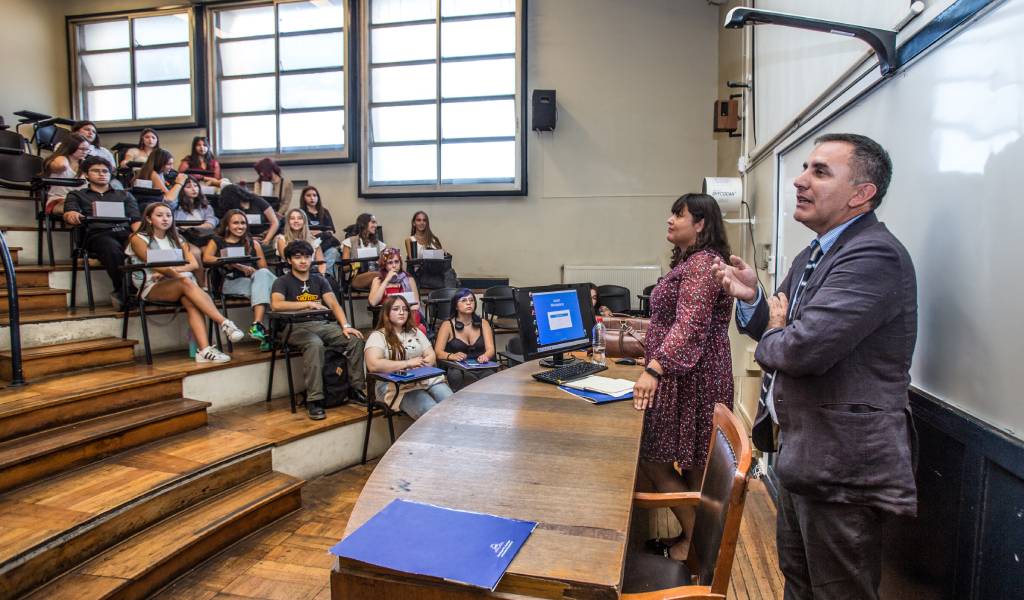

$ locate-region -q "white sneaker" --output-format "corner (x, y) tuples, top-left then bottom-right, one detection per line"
(196, 345), (231, 363)
(221, 319), (245, 343)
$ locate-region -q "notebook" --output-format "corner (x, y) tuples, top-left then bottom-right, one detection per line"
(558, 385), (634, 404)
(561, 375), (634, 397)
(330, 498), (536, 590)
(372, 366), (445, 383)
(455, 359), (500, 370)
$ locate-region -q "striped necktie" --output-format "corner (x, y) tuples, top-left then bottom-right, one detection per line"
(758, 241), (824, 418)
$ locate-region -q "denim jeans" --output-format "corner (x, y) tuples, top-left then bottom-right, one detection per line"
(398, 382), (454, 419)
(221, 267), (276, 308)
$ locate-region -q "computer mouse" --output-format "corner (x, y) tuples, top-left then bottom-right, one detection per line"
(615, 358), (637, 366)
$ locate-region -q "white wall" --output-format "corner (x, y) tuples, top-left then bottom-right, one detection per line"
(2, 0), (721, 288)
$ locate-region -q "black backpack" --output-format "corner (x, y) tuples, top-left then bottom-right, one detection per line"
(321, 348), (351, 407)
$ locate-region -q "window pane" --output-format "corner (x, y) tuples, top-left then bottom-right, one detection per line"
(79, 20), (128, 51)
(371, 24), (434, 64)
(215, 6), (274, 39)
(441, 0), (514, 17)
(133, 13), (189, 46)
(371, 64), (435, 102)
(136, 84), (191, 119)
(442, 58), (514, 98)
(281, 110), (345, 149)
(85, 88), (132, 121)
(372, 145), (437, 183)
(280, 32), (344, 71)
(372, 104), (436, 143)
(441, 99), (514, 139)
(220, 114), (277, 152)
(80, 52), (131, 87)
(279, 0), (344, 33)
(136, 47), (190, 83)
(441, 17), (514, 58)
(281, 72), (344, 109)
(441, 141), (514, 181)
(221, 77), (276, 113)
(218, 39), (274, 76)
(371, 0), (436, 25)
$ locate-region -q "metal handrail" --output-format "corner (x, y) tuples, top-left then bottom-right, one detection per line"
(0, 229), (24, 385)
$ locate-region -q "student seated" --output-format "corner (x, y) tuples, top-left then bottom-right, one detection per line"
(364, 295), (453, 420)
(298, 185), (340, 274)
(405, 210), (458, 288)
(217, 183), (280, 255)
(341, 213), (386, 290)
(433, 288), (497, 391)
(275, 209), (329, 277)
(178, 136), (222, 187)
(270, 240), (367, 420)
(202, 209), (277, 348)
(121, 128), (159, 167)
(589, 283), (614, 317)
(253, 157), (294, 214)
(69, 121), (117, 173)
(405, 210), (442, 258)
(136, 148), (187, 203)
(368, 247), (423, 330)
(63, 156), (141, 308)
(41, 133), (89, 214)
(126, 202), (244, 363)
(174, 176), (218, 287)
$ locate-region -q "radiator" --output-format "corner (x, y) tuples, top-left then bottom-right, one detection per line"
(561, 265), (662, 310)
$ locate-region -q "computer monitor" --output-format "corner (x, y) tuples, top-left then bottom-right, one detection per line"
(513, 283), (596, 367)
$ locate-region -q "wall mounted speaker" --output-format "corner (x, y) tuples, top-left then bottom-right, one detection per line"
(532, 89), (556, 131)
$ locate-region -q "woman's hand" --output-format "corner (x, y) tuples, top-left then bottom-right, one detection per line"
(449, 351), (467, 362)
(174, 172), (188, 186)
(476, 354), (490, 363)
(633, 371), (659, 410)
(384, 268), (399, 283)
(406, 356), (426, 369)
(238, 265), (255, 277)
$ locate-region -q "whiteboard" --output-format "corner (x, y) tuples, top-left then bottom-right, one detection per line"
(775, 0), (1024, 440)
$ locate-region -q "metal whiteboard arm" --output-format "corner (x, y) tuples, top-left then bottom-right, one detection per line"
(724, 7), (899, 76)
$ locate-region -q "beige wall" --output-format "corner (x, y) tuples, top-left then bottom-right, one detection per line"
(3, 0), (721, 287)
(0, 0), (69, 120)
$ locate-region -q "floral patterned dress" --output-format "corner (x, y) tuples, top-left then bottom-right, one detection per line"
(640, 249), (734, 469)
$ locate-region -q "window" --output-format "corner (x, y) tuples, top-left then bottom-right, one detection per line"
(361, 0), (526, 196)
(208, 0), (350, 163)
(68, 9), (198, 128)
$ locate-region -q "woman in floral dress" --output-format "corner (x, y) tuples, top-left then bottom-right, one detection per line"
(633, 193), (734, 560)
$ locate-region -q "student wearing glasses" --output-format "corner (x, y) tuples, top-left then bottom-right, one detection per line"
(368, 247), (423, 330)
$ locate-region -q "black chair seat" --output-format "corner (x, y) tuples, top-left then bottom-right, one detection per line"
(622, 549), (692, 594)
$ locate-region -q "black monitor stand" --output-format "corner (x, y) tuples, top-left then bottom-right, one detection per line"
(539, 352), (577, 368)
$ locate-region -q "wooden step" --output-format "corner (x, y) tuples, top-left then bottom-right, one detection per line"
(0, 267), (49, 289)
(0, 398), (209, 494)
(0, 337), (138, 381)
(8, 246), (20, 266)
(0, 369), (183, 443)
(0, 428), (272, 599)
(28, 471), (304, 600)
(0, 287), (68, 312)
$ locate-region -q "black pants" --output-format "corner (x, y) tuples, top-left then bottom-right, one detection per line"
(445, 366), (497, 392)
(85, 228), (132, 292)
(777, 484), (885, 600)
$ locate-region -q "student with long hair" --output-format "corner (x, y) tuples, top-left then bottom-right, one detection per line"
(341, 213), (386, 289)
(298, 186), (340, 273)
(368, 247), (422, 330)
(433, 288), (497, 391)
(174, 176), (218, 286)
(405, 210), (457, 288)
(178, 136), (221, 187)
(364, 295), (453, 420)
(253, 157), (294, 213)
(69, 120), (116, 169)
(41, 133), (89, 214)
(121, 128), (159, 166)
(405, 210), (442, 258)
(137, 148), (187, 202)
(589, 283), (614, 318)
(126, 202), (244, 363)
(202, 209), (278, 347)
(275, 209), (328, 276)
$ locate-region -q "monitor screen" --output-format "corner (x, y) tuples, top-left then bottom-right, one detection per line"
(514, 283), (595, 362)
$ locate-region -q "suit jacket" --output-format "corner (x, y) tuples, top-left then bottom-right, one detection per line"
(739, 212), (918, 515)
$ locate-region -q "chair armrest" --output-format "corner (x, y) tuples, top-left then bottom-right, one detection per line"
(622, 586), (722, 600)
(36, 176), (85, 187)
(85, 216), (131, 224)
(633, 491), (701, 509)
(213, 256), (259, 266)
(175, 219), (205, 227)
(119, 260), (187, 272)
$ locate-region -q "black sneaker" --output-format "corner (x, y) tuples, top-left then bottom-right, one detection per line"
(307, 401), (326, 420)
(348, 388), (368, 407)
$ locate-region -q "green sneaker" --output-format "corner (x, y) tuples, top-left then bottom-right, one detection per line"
(259, 340), (273, 352)
(249, 322), (268, 341)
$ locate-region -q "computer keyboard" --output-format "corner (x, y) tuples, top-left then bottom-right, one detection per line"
(532, 361), (607, 385)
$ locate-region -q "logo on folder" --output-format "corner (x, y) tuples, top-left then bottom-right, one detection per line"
(490, 539), (514, 558)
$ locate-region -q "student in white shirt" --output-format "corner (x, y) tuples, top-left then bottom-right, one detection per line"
(341, 213), (386, 289)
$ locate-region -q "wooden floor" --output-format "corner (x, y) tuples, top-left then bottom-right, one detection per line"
(156, 465), (783, 600)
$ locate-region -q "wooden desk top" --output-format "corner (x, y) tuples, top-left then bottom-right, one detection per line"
(337, 360), (644, 599)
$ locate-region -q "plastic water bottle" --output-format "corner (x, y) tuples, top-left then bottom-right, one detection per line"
(187, 331), (198, 359)
(592, 317), (606, 366)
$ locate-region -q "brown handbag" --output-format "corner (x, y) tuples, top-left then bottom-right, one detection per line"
(602, 315), (649, 358)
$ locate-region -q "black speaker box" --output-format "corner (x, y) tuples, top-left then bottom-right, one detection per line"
(532, 89), (556, 131)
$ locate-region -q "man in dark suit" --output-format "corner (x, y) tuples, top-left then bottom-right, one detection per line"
(712, 133), (917, 599)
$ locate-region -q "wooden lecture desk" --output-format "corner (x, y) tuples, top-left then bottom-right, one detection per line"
(332, 358), (645, 599)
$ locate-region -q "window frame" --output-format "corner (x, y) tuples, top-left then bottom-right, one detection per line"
(66, 7), (203, 132)
(206, 0), (355, 167)
(358, 0), (528, 198)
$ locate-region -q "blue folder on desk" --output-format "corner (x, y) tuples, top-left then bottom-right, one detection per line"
(455, 359), (500, 370)
(330, 498), (536, 590)
(372, 366), (444, 383)
(558, 385), (634, 404)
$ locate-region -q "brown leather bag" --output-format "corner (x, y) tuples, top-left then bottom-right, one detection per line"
(602, 316), (649, 358)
